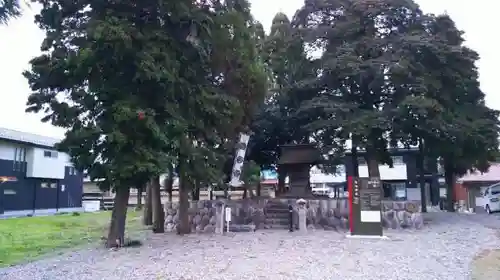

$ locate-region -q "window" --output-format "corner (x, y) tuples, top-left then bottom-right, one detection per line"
(391, 156), (404, 165)
(336, 165), (346, 173)
(41, 182), (49, 188)
(484, 188), (490, 196)
(12, 147), (26, 171)
(491, 185), (500, 195)
(384, 182), (407, 200)
(44, 150), (58, 158)
(68, 167), (77, 175)
(50, 182), (57, 189)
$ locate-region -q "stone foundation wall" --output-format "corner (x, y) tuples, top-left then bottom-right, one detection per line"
(271, 198), (423, 230)
(163, 200), (266, 233)
(163, 198), (424, 233)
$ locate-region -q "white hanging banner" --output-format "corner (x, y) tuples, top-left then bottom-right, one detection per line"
(229, 133), (250, 187)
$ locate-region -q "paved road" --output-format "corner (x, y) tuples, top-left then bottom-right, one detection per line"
(1, 213), (499, 280)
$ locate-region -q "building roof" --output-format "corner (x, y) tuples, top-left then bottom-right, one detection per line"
(0, 127), (61, 148)
(278, 144), (322, 165)
(458, 163), (500, 183)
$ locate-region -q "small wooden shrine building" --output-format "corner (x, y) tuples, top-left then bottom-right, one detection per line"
(277, 144), (322, 198)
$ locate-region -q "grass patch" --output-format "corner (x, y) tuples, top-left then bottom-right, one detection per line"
(0, 210), (144, 267)
(471, 248), (500, 280)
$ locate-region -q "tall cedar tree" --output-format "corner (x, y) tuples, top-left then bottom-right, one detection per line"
(295, 0), (434, 177)
(209, 0), (268, 186)
(294, 0), (499, 210)
(389, 13), (500, 210)
(248, 12), (319, 194)
(25, 0), (234, 242)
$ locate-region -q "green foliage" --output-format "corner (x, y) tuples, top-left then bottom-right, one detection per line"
(248, 12), (319, 168)
(241, 160), (260, 186)
(24, 0), (240, 191)
(0, 0), (21, 24)
(288, 0), (499, 178)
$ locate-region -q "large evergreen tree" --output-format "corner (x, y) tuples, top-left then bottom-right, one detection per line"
(24, 0), (235, 242)
(388, 13), (500, 210)
(207, 0), (269, 191)
(248, 12), (319, 187)
(294, 0), (431, 177)
(289, 0), (499, 213)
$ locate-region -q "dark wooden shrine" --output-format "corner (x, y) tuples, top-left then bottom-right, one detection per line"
(277, 144), (322, 198)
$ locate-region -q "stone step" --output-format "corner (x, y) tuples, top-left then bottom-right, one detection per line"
(266, 202), (289, 207)
(265, 207), (290, 213)
(265, 212), (291, 219)
(264, 224), (295, 230)
(265, 217), (291, 225)
(223, 224), (256, 232)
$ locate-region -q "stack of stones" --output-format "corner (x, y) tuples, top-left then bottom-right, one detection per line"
(163, 198), (424, 233)
(381, 201), (424, 229)
(301, 199), (350, 231)
(164, 201), (217, 233)
(286, 198), (424, 231)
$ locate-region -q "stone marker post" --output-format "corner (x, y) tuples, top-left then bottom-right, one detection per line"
(297, 198), (307, 233)
(215, 201), (225, 234)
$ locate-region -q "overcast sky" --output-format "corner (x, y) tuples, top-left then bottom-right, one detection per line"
(0, 0), (495, 139)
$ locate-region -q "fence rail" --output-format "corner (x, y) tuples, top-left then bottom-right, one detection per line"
(82, 190), (247, 211)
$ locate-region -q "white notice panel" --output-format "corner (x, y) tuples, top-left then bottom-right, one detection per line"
(360, 211), (381, 222)
(225, 207), (232, 222)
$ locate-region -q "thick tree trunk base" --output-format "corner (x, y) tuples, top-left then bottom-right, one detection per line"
(152, 177), (165, 233)
(136, 187), (143, 210)
(445, 168), (456, 212)
(106, 187), (130, 248)
(177, 179), (191, 235)
(143, 183), (153, 226)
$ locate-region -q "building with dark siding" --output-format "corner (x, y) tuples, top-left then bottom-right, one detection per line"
(0, 128), (83, 218)
(344, 148), (442, 204)
(307, 147), (444, 205)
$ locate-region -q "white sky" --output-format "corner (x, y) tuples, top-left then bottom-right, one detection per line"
(0, 0), (496, 139)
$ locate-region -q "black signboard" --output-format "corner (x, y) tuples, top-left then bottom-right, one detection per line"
(349, 177), (383, 236)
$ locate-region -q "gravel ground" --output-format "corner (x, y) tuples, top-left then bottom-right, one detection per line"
(1, 213), (499, 280)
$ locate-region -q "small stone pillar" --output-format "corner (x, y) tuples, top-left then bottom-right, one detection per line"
(297, 198), (307, 233)
(215, 201), (225, 234)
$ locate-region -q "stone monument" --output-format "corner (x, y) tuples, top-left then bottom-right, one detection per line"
(296, 198), (307, 232)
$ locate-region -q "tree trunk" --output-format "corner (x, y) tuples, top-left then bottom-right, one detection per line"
(106, 186), (130, 248)
(136, 186), (143, 210)
(243, 185), (248, 199)
(256, 165), (263, 197)
(191, 183), (200, 201)
(151, 177), (164, 233)
(418, 139), (427, 212)
(351, 143), (359, 177)
(366, 155), (381, 178)
(444, 160), (456, 212)
(278, 165), (286, 195)
(142, 183), (153, 226)
(177, 144), (191, 235)
(177, 169), (191, 235)
(166, 167), (174, 202)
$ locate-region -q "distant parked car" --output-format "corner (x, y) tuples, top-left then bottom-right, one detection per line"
(477, 183), (500, 214)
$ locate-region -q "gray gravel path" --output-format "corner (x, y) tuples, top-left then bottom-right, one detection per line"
(1, 213), (499, 280)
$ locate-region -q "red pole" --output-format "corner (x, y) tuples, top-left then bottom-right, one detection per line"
(348, 175), (353, 233)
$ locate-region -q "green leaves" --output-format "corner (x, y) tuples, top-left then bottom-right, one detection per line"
(24, 0), (271, 192)
(0, 0), (21, 24)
